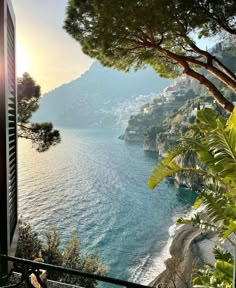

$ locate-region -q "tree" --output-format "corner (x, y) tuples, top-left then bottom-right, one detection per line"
(63, 231), (80, 269)
(62, 231), (107, 288)
(41, 229), (63, 267)
(17, 73), (61, 152)
(64, 0), (236, 112)
(148, 108), (236, 287)
(42, 229), (107, 287)
(178, 0), (236, 36)
(17, 72), (41, 123)
(16, 222), (107, 288)
(15, 218), (42, 260)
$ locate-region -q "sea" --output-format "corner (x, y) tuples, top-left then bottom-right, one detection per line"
(18, 128), (197, 285)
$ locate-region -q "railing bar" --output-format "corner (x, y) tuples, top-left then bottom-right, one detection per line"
(0, 271), (34, 288)
(0, 255), (152, 288)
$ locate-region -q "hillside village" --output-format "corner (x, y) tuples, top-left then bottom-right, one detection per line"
(117, 37), (236, 192)
(120, 37), (236, 160)
(121, 75), (213, 143)
(120, 51), (236, 160)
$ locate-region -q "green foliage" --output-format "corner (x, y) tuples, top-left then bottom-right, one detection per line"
(63, 231), (80, 269)
(149, 108), (236, 287)
(144, 126), (164, 141)
(148, 143), (209, 189)
(16, 221), (107, 288)
(17, 73), (61, 152)
(175, 0), (236, 37)
(150, 108), (236, 188)
(18, 73), (41, 102)
(15, 218), (42, 260)
(18, 73), (41, 123)
(78, 253), (108, 288)
(193, 261), (233, 288)
(64, 0), (236, 112)
(64, 0), (235, 73)
(42, 229), (63, 267)
(61, 231), (107, 287)
(213, 247), (233, 264)
(193, 248), (234, 288)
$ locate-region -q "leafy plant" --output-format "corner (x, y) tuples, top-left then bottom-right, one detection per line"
(149, 108), (236, 287)
(16, 220), (107, 288)
(193, 248), (234, 288)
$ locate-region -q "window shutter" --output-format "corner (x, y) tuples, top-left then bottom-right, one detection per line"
(0, 0), (18, 273)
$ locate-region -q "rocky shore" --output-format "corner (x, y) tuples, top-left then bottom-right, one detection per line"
(149, 224), (217, 288)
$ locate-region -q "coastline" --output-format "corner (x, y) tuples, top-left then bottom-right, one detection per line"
(149, 224), (217, 288)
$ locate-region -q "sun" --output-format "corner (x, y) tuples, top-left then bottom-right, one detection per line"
(16, 43), (31, 76)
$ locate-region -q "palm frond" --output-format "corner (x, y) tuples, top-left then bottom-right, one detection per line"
(213, 246), (233, 264)
(160, 143), (190, 165)
(148, 162), (182, 190)
(200, 190), (228, 222)
(226, 105), (236, 128)
(177, 214), (217, 231)
(221, 220), (236, 240)
(196, 108), (225, 133)
(149, 163), (223, 190)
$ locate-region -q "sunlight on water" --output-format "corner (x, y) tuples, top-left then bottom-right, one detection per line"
(18, 128), (196, 284)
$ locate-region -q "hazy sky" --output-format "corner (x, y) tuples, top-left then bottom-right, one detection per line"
(12, 0), (93, 93)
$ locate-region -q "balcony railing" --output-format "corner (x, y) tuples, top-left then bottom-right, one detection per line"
(0, 255), (153, 288)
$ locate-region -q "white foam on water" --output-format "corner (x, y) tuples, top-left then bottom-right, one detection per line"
(129, 220), (182, 285)
(130, 206), (204, 285)
(129, 237), (172, 285)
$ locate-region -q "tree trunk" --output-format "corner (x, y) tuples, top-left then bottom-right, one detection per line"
(185, 67), (234, 113)
(186, 41), (236, 91)
(159, 47), (234, 113)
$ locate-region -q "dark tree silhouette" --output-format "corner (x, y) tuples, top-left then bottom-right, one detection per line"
(17, 73), (60, 152)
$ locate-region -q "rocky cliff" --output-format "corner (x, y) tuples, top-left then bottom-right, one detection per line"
(174, 153), (205, 191)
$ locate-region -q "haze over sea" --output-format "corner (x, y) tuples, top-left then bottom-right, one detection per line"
(19, 128), (196, 284)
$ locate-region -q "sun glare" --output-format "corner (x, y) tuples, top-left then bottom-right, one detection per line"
(16, 43), (31, 76)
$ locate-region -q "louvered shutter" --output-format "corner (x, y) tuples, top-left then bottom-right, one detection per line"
(0, 0), (18, 273)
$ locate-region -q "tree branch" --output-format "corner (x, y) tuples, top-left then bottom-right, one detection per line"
(158, 47), (234, 112)
(213, 56), (236, 82)
(18, 123), (31, 130)
(143, 23), (156, 47)
(187, 39), (236, 82)
(209, 13), (236, 35)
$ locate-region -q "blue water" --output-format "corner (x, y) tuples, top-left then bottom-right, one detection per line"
(18, 128), (196, 284)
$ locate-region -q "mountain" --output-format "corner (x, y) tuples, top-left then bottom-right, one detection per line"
(32, 62), (172, 127)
